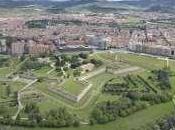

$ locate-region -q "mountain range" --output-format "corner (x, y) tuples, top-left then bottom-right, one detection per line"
(0, 0), (175, 13)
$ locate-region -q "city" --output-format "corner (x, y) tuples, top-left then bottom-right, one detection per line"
(0, 0), (175, 130)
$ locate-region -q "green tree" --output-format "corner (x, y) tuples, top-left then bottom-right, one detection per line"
(6, 85), (11, 97)
(73, 69), (81, 77)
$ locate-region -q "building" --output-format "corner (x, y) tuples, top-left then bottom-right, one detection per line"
(129, 44), (175, 58)
(27, 43), (53, 55)
(80, 63), (95, 73)
(85, 35), (108, 50)
(0, 39), (7, 53)
(11, 41), (25, 56)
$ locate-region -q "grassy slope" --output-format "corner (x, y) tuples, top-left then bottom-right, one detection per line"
(31, 53), (175, 124)
(0, 57), (21, 77)
(117, 53), (175, 70)
(0, 67), (11, 77)
(33, 66), (52, 77)
(61, 79), (85, 96)
(0, 81), (25, 100)
(2, 52), (175, 130)
(8, 102), (174, 130)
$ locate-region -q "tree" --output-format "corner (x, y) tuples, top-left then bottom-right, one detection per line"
(91, 108), (108, 124)
(61, 54), (70, 62)
(44, 107), (76, 127)
(25, 102), (42, 124)
(55, 57), (65, 67)
(73, 120), (80, 127)
(6, 85), (11, 97)
(90, 59), (102, 67)
(25, 102), (38, 113)
(0, 105), (8, 116)
(71, 55), (79, 63)
(13, 91), (18, 106)
(73, 69), (81, 77)
(79, 53), (88, 59)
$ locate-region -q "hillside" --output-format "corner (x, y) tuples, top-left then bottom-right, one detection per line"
(0, 0), (174, 14)
(120, 0), (175, 13)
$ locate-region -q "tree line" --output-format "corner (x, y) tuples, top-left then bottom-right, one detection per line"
(0, 102), (80, 128)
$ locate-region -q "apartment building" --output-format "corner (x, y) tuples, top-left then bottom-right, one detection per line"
(0, 39), (7, 53)
(11, 41), (25, 56)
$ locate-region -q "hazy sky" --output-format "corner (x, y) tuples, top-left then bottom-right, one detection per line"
(51, 0), (123, 1)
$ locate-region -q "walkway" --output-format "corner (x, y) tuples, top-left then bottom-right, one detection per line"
(12, 79), (38, 120)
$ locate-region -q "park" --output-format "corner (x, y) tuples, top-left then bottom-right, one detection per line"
(0, 51), (175, 130)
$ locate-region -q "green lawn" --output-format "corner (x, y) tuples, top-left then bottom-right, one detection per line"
(0, 81), (25, 116)
(8, 102), (174, 130)
(170, 76), (175, 92)
(125, 16), (140, 23)
(48, 71), (59, 78)
(0, 57), (22, 77)
(75, 73), (119, 118)
(33, 81), (86, 113)
(0, 105), (18, 117)
(33, 73), (118, 119)
(60, 79), (86, 96)
(0, 54), (9, 57)
(0, 81), (25, 101)
(2, 52), (175, 130)
(0, 67), (11, 77)
(118, 53), (175, 70)
(95, 52), (173, 70)
(96, 93), (120, 103)
(33, 66), (52, 77)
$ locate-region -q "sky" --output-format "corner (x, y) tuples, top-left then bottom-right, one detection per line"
(49, 0), (125, 1)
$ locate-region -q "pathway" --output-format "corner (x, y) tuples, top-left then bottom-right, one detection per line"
(12, 79), (38, 120)
(6, 58), (29, 78)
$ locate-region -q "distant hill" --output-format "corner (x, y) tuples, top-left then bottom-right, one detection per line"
(0, 0), (98, 8)
(0, 0), (175, 13)
(0, 0), (49, 8)
(117, 0), (175, 13)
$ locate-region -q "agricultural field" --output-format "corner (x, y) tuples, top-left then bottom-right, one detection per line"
(0, 52), (175, 130)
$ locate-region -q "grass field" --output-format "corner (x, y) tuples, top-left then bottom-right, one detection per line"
(30, 72), (119, 119)
(95, 52), (175, 70)
(7, 102), (174, 130)
(0, 57), (22, 77)
(60, 79), (86, 96)
(0, 67), (11, 77)
(118, 53), (175, 70)
(0, 81), (26, 117)
(2, 52), (175, 130)
(32, 66), (52, 77)
(0, 81), (25, 100)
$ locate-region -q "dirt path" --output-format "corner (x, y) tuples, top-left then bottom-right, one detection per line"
(12, 79), (38, 120)
(6, 58), (29, 78)
(112, 66), (141, 74)
(47, 63), (55, 74)
(79, 67), (106, 81)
